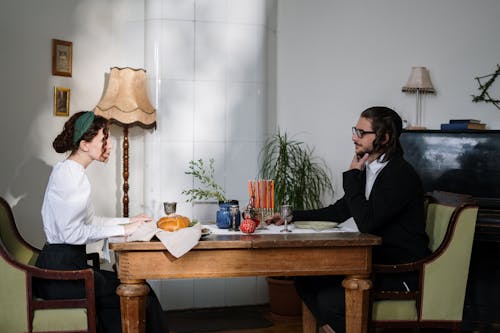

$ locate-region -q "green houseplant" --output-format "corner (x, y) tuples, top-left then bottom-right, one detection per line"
(259, 130), (334, 316)
(259, 130), (334, 210)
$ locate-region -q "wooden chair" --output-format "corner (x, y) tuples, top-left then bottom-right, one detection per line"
(0, 197), (97, 333)
(370, 191), (479, 332)
(300, 191), (479, 333)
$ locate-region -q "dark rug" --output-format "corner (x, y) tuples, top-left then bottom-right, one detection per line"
(166, 305), (274, 333)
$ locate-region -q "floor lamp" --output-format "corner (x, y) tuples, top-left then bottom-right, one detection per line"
(402, 66), (435, 129)
(94, 67), (156, 217)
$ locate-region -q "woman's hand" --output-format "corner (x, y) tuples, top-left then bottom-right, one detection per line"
(124, 214), (153, 236)
(129, 214), (153, 223)
(265, 212), (285, 225)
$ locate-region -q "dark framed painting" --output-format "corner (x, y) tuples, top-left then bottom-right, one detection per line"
(52, 39), (72, 77)
(54, 86), (70, 116)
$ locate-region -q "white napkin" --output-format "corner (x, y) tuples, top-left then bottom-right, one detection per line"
(126, 221), (202, 258)
(156, 223), (202, 258)
(127, 221), (159, 242)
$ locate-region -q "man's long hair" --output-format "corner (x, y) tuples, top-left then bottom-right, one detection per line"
(361, 106), (403, 162)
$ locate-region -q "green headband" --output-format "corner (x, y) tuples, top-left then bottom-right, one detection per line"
(73, 112), (95, 145)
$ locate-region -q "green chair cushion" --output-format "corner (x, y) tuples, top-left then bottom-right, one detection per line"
(372, 300), (417, 321)
(33, 308), (88, 332)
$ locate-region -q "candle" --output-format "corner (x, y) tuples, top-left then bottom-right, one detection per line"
(262, 179), (267, 209)
(255, 180), (260, 209)
(271, 180), (274, 210)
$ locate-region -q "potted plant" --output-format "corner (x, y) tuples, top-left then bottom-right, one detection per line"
(259, 130), (334, 210)
(259, 130), (334, 316)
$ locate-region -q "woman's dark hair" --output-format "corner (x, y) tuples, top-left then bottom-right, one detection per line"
(361, 106), (403, 161)
(53, 111), (109, 157)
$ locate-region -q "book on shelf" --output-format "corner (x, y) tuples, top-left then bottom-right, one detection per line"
(440, 122), (486, 130)
(449, 119), (481, 124)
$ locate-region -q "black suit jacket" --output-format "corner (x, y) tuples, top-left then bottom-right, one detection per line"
(293, 153), (430, 264)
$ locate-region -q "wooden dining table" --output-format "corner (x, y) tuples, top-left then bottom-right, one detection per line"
(110, 231), (381, 333)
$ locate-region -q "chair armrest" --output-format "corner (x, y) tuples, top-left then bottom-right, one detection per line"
(26, 264), (97, 333)
(28, 265), (95, 309)
(372, 290), (419, 300)
(372, 262), (423, 300)
(373, 261), (422, 274)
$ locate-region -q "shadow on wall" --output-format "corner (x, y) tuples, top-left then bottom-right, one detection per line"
(6, 157), (52, 249)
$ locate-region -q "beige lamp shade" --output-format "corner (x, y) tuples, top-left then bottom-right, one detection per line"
(94, 67), (156, 128)
(402, 66), (435, 93)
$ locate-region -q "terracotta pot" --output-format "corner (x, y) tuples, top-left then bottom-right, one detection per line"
(266, 277), (302, 316)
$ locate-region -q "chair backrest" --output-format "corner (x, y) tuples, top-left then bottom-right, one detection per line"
(0, 236), (35, 333)
(425, 202), (457, 252)
(420, 203), (478, 321)
(0, 197), (39, 265)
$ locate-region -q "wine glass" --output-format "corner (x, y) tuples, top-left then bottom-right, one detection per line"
(280, 204), (293, 232)
(229, 205), (239, 231)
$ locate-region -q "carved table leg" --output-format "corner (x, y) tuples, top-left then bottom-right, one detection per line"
(116, 280), (150, 333)
(342, 275), (372, 333)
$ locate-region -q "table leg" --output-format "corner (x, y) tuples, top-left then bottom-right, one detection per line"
(342, 275), (372, 333)
(116, 280), (150, 333)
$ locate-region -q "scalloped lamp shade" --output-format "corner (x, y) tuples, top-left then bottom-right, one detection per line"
(94, 67), (156, 128)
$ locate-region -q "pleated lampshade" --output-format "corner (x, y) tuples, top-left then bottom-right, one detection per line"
(94, 67), (156, 128)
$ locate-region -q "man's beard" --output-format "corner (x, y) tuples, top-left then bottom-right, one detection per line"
(355, 144), (373, 158)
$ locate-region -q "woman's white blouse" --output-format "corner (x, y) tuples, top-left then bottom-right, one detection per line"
(41, 159), (127, 244)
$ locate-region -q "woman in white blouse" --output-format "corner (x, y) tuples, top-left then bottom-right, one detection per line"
(35, 111), (169, 333)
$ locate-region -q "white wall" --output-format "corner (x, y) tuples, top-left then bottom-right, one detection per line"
(277, 0), (500, 201)
(140, 0), (277, 310)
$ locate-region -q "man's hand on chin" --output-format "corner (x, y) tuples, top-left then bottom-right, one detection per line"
(349, 153), (369, 171)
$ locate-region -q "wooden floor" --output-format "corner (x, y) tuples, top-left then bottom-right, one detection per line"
(167, 306), (302, 333)
(167, 307), (459, 333)
(203, 313), (303, 333)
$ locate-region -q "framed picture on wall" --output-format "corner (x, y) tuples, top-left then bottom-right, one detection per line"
(54, 86), (70, 117)
(52, 39), (72, 77)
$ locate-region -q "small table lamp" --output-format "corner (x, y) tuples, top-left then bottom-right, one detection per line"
(94, 67), (156, 217)
(402, 66), (436, 129)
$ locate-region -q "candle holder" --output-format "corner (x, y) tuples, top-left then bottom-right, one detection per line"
(255, 208), (273, 230)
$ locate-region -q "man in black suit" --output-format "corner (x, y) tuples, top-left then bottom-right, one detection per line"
(268, 106), (430, 333)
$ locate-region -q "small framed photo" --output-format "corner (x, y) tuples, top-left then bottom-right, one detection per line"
(52, 39), (72, 77)
(54, 86), (70, 117)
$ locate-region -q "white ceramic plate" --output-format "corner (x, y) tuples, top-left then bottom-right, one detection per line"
(294, 221), (339, 231)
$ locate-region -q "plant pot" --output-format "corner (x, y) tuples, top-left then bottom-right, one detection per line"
(266, 277), (302, 316)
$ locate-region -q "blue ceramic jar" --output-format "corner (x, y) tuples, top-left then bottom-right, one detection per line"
(216, 200), (240, 229)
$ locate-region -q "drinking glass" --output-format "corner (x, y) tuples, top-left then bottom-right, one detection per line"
(280, 204), (293, 232)
(229, 205), (240, 231)
(163, 202), (177, 216)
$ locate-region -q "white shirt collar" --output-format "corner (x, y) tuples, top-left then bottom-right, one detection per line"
(365, 154), (389, 199)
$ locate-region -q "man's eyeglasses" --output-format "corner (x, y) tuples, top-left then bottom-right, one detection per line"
(352, 127), (375, 138)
